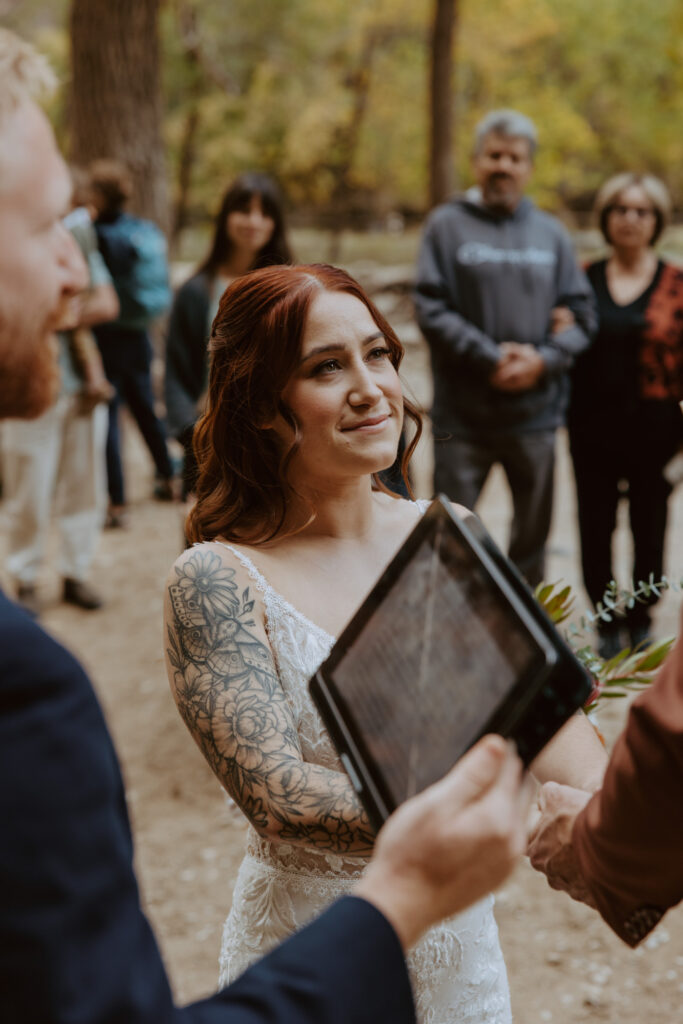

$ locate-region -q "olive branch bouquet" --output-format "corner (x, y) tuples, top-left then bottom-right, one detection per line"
(535, 575), (680, 713)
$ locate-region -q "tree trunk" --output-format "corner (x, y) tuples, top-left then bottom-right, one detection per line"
(69, 0), (168, 230)
(429, 0), (458, 208)
(170, 101), (201, 254)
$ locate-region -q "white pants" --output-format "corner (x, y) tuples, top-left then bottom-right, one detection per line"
(1, 395), (107, 585)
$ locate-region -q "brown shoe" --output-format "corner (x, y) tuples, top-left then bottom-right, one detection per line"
(63, 578), (104, 611)
(16, 583), (41, 618)
(104, 506), (129, 529)
(153, 477), (175, 501)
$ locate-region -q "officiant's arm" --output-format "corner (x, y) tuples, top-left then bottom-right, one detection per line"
(529, 615), (683, 944)
(571, 618), (683, 943)
(529, 710), (607, 792)
(164, 546), (375, 856)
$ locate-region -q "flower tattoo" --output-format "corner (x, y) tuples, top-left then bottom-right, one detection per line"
(165, 547), (373, 854)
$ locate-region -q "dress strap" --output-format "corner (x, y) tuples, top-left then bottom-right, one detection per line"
(204, 540), (271, 599)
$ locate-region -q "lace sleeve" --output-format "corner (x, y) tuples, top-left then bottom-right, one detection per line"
(163, 544), (375, 854)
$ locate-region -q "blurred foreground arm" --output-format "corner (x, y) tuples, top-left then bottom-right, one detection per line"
(355, 735), (532, 949)
(528, 615), (683, 945)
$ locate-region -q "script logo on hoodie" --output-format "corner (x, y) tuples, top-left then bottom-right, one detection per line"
(457, 242), (556, 268)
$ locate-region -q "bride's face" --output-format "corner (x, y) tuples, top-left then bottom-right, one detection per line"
(273, 289), (404, 482)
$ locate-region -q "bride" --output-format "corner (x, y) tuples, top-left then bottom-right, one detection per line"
(163, 263), (606, 1022)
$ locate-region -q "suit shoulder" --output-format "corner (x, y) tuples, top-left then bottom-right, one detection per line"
(0, 592), (90, 699)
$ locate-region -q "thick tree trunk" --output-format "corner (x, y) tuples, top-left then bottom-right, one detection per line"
(429, 0), (458, 208)
(69, 0), (168, 230)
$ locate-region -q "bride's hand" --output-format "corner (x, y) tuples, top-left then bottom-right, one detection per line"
(526, 781), (597, 907)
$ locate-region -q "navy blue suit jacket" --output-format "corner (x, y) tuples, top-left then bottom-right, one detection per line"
(0, 591), (414, 1023)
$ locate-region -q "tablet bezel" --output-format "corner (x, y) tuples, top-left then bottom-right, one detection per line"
(310, 497), (578, 826)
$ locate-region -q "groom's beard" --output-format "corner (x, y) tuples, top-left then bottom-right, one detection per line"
(0, 305), (60, 420)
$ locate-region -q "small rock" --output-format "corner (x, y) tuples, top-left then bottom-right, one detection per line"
(644, 928), (670, 950)
(581, 983), (607, 1008)
(589, 965), (612, 986)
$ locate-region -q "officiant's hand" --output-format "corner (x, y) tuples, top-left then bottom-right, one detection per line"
(527, 781), (597, 907)
(354, 735), (533, 950)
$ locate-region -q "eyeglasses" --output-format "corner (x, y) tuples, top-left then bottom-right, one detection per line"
(610, 204), (656, 219)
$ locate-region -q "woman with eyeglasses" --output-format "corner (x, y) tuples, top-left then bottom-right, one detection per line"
(568, 173), (683, 657)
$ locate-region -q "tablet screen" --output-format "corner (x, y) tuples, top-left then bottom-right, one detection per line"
(327, 517), (544, 806)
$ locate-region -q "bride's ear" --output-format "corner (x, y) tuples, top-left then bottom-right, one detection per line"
(260, 401), (294, 439)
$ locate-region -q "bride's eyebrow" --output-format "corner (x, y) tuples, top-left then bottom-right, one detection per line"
(298, 332), (385, 367)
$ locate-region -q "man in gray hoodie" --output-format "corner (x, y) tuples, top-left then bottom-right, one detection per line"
(414, 109), (597, 585)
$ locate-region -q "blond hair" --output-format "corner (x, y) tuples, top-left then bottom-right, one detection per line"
(595, 172), (672, 246)
(0, 28), (57, 125)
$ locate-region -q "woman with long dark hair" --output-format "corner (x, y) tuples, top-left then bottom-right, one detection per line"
(163, 264), (606, 1022)
(165, 173), (292, 498)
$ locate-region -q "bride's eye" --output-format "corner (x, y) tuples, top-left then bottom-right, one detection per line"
(311, 358), (341, 376)
(368, 346), (391, 361)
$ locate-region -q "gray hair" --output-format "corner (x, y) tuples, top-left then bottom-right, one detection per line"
(474, 109), (538, 157)
(0, 28), (56, 127)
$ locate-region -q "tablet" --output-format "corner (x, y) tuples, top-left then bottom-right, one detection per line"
(309, 496), (592, 830)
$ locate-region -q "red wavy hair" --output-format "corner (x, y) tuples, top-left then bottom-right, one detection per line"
(186, 263), (422, 545)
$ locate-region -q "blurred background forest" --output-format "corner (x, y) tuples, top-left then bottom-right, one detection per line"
(5, 0), (683, 262)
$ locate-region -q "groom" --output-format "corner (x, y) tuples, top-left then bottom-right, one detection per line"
(0, 29), (532, 1023)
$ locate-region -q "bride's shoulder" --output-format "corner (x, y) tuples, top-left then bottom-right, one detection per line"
(164, 540), (266, 618)
(376, 493), (472, 522)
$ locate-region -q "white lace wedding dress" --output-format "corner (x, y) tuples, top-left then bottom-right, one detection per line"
(215, 529), (512, 1024)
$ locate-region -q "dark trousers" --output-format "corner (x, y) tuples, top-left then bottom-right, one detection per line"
(433, 429), (556, 587)
(570, 422), (677, 624)
(178, 423), (199, 501)
(96, 329), (173, 506)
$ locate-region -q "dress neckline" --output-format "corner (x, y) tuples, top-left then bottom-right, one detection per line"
(210, 540), (337, 644)
(209, 499), (429, 646)
(599, 257), (664, 310)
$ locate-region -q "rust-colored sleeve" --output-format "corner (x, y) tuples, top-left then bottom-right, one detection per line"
(572, 609), (683, 946)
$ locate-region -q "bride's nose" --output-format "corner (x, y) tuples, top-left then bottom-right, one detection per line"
(348, 364), (383, 405)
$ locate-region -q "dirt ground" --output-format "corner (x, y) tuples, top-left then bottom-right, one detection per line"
(1, 323), (682, 1021)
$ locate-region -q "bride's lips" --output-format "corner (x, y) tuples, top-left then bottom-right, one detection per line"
(341, 414), (391, 433)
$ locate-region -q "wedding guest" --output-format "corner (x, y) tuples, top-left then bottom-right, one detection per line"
(414, 109), (597, 585)
(568, 173), (683, 657)
(90, 159), (175, 527)
(165, 173), (292, 500)
(0, 29), (532, 1023)
(528, 599), (683, 946)
(1, 168), (117, 614)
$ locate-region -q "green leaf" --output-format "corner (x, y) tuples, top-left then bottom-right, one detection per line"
(535, 582), (555, 604)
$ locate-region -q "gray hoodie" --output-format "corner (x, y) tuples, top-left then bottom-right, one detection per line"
(414, 189), (597, 437)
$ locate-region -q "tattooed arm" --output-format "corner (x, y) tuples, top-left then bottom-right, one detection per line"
(163, 546), (374, 855)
